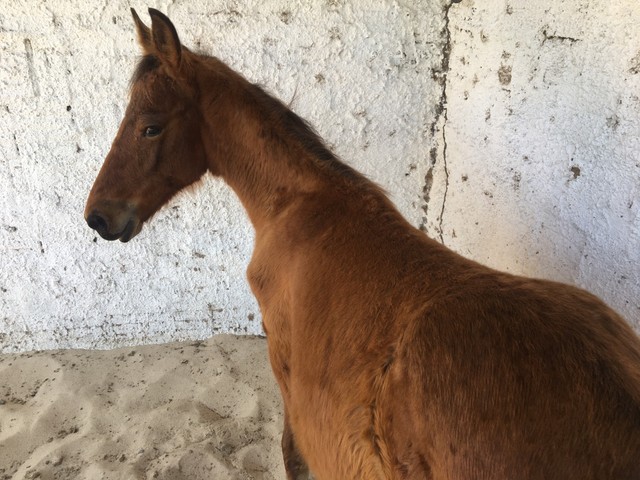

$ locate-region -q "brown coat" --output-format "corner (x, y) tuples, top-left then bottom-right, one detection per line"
(85, 9), (640, 479)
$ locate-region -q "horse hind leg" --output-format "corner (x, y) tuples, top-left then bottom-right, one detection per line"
(282, 410), (311, 480)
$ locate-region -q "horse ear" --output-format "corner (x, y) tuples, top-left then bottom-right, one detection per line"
(131, 8), (153, 54)
(148, 8), (182, 70)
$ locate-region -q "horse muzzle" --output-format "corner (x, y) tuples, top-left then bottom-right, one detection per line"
(85, 202), (142, 242)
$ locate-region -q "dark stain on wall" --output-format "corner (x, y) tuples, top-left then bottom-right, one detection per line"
(498, 64), (512, 85)
(630, 51), (640, 74)
(570, 165), (581, 180)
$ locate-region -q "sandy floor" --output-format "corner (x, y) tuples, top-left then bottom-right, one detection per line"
(0, 335), (286, 480)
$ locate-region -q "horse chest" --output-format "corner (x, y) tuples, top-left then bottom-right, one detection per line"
(247, 252), (295, 391)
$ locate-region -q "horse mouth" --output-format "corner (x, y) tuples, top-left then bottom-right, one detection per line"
(118, 219), (141, 242)
(87, 210), (142, 242)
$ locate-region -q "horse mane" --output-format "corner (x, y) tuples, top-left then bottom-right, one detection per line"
(130, 52), (385, 196)
(246, 81), (369, 186)
(130, 54), (161, 89)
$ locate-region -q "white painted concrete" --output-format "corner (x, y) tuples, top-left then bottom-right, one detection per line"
(0, 0), (638, 352)
(0, 0), (445, 351)
(440, 0), (640, 330)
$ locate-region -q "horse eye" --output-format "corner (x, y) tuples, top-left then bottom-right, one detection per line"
(143, 126), (162, 138)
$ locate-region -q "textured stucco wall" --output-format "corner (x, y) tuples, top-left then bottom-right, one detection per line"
(0, 1), (446, 352)
(1, 0), (638, 353)
(438, 1), (640, 328)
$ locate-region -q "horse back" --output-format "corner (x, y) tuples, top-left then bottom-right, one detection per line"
(382, 269), (640, 479)
(253, 188), (640, 479)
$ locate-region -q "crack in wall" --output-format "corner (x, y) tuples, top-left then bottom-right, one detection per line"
(420, 0), (455, 244)
(541, 27), (580, 45)
(23, 38), (40, 97)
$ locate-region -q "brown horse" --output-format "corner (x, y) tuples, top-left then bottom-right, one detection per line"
(85, 9), (640, 480)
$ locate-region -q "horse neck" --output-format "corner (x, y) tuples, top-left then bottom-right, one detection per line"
(196, 60), (349, 231)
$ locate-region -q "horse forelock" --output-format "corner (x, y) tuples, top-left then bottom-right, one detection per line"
(129, 55), (161, 91)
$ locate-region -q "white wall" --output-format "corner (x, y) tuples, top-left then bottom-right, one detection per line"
(1, 0), (638, 353)
(441, 1), (640, 329)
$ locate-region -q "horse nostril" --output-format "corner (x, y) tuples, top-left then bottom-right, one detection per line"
(87, 213), (108, 234)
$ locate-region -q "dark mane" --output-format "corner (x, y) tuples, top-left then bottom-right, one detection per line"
(248, 82), (371, 186)
(132, 52), (376, 189)
(130, 55), (160, 88)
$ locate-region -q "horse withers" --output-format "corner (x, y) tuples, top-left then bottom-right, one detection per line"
(85, 9), (640, 479)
